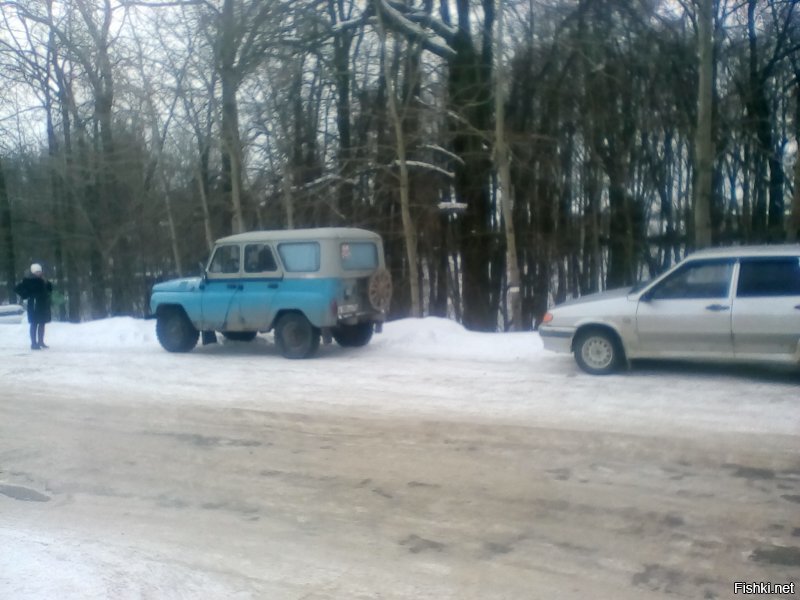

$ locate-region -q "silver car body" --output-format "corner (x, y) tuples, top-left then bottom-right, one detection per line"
(0, 303), (25, 325)
(539, 245), (800, 368)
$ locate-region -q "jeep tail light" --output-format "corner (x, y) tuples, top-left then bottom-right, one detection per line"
(542, 312), (554, 324)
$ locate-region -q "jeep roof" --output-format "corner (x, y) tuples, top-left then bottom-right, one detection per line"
(215, 227), (381, 245)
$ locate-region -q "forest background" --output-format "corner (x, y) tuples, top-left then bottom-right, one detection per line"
(0, 0), (798, 331)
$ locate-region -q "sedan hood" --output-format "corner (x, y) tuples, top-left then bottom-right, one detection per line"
(152, 277), (202, 293)
(557, 286), (633, 308)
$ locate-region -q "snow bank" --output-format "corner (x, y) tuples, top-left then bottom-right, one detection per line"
(0, 316), (544, 362)
(374, 317), (545, 362)
(0, 318), (158, 350)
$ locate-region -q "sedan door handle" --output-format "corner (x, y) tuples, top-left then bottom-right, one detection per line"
(268, 283), (279, 289)
(705, 304), (729, 312)
(795, 305), (800, 310)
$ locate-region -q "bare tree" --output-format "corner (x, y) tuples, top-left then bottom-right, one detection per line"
(0, 156), (14, 302)
(693, 0), (714, 248)
(494, 0), (521, 330)
(375, 0), (420, 317)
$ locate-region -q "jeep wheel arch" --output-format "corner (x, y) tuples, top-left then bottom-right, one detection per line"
(156, 306), (199, 352)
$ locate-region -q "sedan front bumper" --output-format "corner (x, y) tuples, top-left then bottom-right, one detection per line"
(539, 326), (575, 354)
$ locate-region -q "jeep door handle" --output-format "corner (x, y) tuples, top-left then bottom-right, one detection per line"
(227, 283), (243, 290)
(705, 304), (729, 312)
(268, 283), (279, 289)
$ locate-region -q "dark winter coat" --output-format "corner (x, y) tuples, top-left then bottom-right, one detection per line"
(14, 276), (53, 324)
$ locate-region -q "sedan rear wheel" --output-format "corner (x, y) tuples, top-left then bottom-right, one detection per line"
(574, 330), (621, 375)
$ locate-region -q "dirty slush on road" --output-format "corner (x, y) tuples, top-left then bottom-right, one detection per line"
(1, 392), (798, 599)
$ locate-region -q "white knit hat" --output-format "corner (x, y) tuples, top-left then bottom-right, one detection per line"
(30, 263), (42, 274)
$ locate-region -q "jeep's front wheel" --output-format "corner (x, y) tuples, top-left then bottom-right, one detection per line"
(275, 313), (320, 359)
(333, 323), (374, 347)
(156, 308), (199, 353)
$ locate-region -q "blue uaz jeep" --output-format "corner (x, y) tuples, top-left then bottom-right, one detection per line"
(149, 228), (392, 358)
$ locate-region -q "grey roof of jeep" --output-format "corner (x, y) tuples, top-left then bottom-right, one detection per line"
(215, 227), (381, 245)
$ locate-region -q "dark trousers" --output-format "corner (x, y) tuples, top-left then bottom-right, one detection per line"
(29, 322), (46, 346)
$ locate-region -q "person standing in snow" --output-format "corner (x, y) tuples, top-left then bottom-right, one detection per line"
(15, 263), (53, 350)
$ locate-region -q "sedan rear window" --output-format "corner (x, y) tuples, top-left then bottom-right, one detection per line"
(737, 258), (800, 297)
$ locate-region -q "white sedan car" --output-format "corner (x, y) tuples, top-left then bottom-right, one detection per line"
(539, 245), (800, 374)
(0, 303), (25, 325)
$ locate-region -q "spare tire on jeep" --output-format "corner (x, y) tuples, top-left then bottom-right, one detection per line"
(367, 267), (392, 312)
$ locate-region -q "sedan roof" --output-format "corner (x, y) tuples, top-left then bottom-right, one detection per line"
(688, 244), (800, 259)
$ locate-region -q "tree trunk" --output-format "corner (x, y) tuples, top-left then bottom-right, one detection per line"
(0, 157), (15, 303)
(53, 56), (81, 321)
(494, 0), (522, 330)
(376, 1), (420, 317)
(332, 8), (355, 221)
(220, 0), (245, 234)
(449, 1), (495, 331)
(789, 83), (800, 242)
(693, 0), (714, 249)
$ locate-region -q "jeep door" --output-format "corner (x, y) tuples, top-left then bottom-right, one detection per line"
(635, 259), (735, 357)
(202, 244), (242, 330)
(236, 243), (282, 330)
(732, 256), (800, 359)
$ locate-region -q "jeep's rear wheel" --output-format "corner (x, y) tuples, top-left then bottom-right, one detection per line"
(333, 323), (374, 347)
(156, 308), (199, 353)
(275, 313), (320, 359)
(222, 331), (257, 342)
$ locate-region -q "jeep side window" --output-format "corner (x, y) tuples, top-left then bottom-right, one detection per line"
(341, 242), (378, 270)
(208, 245), (240, 274)
(244, 244), (278, 273)
(737, 258), (800, 297)
(649, 260), (733, 300)
(278, 242), (320, 272)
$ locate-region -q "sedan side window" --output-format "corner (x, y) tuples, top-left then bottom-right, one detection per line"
(208, 245), (241, 275)
(650, 261), (733, 300)
(737, 258), (800, 297)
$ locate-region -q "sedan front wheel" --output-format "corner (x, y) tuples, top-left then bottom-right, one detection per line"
(574, 329), (622, 375)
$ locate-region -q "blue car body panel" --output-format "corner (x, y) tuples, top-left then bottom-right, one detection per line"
(151, 276), (342, 331)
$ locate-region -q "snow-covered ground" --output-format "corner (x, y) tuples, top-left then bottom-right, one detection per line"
(1, 316), (797, 436)
(1, 317), (798, 599)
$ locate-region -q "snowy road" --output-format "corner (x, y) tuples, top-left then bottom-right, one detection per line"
(0, 318), (798, 598)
